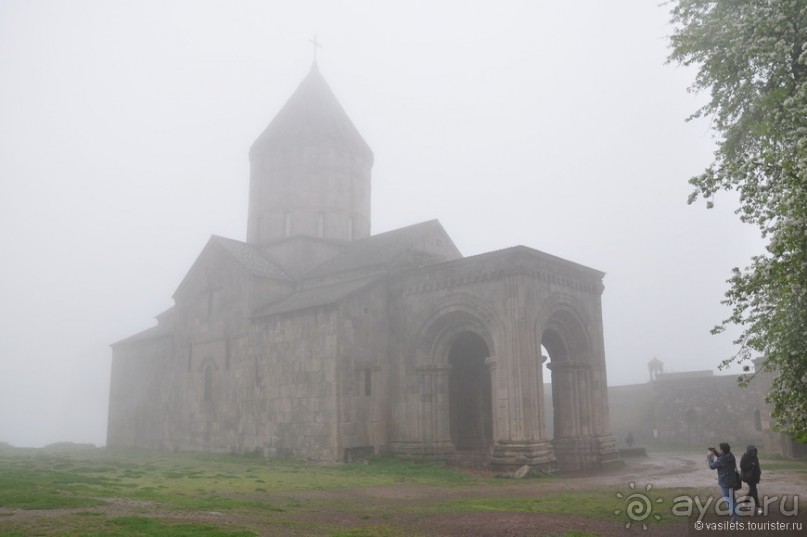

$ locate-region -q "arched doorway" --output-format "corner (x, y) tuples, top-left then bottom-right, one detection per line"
(448, 331), (492, 451)
(539, 308), (602, 471)
(542, 326), (576, 441)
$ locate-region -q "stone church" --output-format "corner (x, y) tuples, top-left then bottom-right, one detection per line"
(108, 63), (617, 471)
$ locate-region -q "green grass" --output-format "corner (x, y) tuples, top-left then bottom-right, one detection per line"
(0, 455), (116, 509)
(329, 526), (405, 537)
(329, 456), (482, 486)
(442, 492), (616, 517)
(89, 516), (257, 537)
(0, 449), (482, 505)
(0, 447), (495, 536)
(0, 446), (733, 536)
(427, 486), (708, 529)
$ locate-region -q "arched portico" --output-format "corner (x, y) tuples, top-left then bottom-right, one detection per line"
(388, 254), (615, 472)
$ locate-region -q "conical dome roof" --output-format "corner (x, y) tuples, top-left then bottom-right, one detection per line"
(250, 64), (373, 160)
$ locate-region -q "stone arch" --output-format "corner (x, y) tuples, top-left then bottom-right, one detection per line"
(412, 293), (499, 363)
(542, 309), (592, 362)
(420, 308), (496, 451)
(535, 295), (600, 471)
(420, 310), (496, 366)
(541, 308), (593, 437)
(401, 296), (499, 456)
(533, 294), (594, 360)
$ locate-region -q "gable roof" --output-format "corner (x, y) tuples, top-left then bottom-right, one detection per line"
(303, 220), (458, 279)
(173, 235), (293, 299)
(466, 244), (605, 279)
(212, 236), (292, 280)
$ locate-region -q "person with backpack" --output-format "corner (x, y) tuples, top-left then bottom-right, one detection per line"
(707, 442), (739, 522)
(740, 445), (762, 515)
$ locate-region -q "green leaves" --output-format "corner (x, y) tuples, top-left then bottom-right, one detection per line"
(668, 0), (807, 440)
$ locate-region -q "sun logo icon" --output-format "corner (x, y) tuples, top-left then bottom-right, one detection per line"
(614, 481), (663, 530)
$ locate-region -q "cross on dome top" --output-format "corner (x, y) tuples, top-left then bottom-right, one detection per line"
(309, 35), (322, 64)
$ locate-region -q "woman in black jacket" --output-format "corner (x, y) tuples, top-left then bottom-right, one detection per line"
(740, 445), (762, 514)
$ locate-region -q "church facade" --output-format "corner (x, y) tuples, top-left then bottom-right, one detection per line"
(108, 64), (617, 471)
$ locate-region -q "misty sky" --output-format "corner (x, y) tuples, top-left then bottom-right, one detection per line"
(0, 1), (764, 447)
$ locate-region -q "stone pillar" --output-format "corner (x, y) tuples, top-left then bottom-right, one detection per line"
(549, 360), (582, 439)
(485, 356), (500, 442)
(577, 367), (591, 436)
(496, 274), (541, 443)
(550, 359), (617, 471)
(536, 354), (548, 440)
(488, 287), (556, 471)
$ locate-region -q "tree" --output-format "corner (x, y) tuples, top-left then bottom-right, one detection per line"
(667, 0), (807, 441)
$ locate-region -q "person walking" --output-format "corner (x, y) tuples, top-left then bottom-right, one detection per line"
(707, 443), (739, 522)
(740, 445), (762, 515)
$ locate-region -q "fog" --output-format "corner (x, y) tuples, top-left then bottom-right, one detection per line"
(0, 1), (763, 448)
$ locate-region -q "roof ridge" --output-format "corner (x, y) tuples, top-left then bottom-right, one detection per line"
(253, 276), (379, 318)
(301, 220), (444, 279)
(212, 235), (293, 281)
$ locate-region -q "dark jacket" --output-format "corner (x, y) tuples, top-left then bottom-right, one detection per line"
(707, 451), (737, 488)
(740, 445), (761, 484)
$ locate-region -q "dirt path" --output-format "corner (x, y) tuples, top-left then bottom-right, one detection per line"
(267, 452), (806, 536)
(592, 451), (806, 497)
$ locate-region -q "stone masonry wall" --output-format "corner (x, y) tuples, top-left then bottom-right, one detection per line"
(653, 374), (765, 448)
(607, 375), (766, 450)
(249, 308), (339, 460)
(108, 335), (172, 449)
(336, 282), (390, 458)
(167, 244), (257, 453)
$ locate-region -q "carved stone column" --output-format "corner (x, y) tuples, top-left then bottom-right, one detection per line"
(549, 360), (585, 439)
(550, 359), (617, 471)
(536, 354), (548, 441)
(485, 355), (500, 443)
(489, 349), (555, 472)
